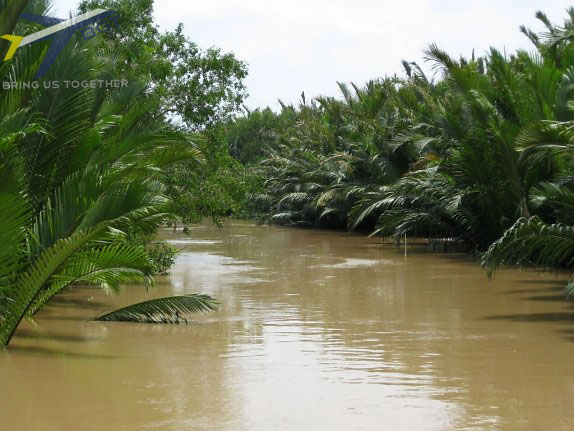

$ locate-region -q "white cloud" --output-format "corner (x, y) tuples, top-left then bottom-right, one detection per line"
(53, 0), (573, 109)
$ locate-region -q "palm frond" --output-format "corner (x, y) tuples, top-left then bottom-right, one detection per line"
(530, 182), (574, 213)
(0, 225), (108, 345)
(482, 217), (574, 275)
(94, 294), (219, 323)
(28, 243), (154, 315)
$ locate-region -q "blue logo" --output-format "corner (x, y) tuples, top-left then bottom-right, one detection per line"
(2, 9), (118, 78)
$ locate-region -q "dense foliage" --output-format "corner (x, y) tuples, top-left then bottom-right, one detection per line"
(0, 0), (246, 346)
(226, 10), (574, 288)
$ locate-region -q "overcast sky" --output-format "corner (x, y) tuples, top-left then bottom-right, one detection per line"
(54, 0), (572, 110)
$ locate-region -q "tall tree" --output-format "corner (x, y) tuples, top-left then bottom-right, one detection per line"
(79, 0), (248, 129)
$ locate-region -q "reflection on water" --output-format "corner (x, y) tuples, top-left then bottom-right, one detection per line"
(1, 221), (574, 430)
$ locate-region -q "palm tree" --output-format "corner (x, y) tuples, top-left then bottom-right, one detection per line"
(247, 7), (574, 283)
(0, 0), (216, 346)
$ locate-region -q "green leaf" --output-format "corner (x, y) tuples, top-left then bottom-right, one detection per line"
(94, 294), (219, 323)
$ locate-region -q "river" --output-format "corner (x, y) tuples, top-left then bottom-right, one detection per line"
(1, 221), (573, 430)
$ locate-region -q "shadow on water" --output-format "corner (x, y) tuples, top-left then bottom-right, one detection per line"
(14, 329), (100, 343)
(5, 345), (116, 359)
(482, 312), (574, 323)
(39, 315), (92, 322)
(552, 328), (574, 343)
(381, 244), (475, 261)
(501, 287), (565, 295)
(46, 296), (107, 310)
(555, 329), (574, 335)
(482, 311), (574, 341)
(524, 295), (572, 303)
(516, 279), (568, 286)
(499, 280), (567, 295)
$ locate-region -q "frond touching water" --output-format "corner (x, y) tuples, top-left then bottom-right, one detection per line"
(94, 294), (219, 324)
(482, 217), (574, 275)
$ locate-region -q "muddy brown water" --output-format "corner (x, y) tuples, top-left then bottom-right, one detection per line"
(1, 221), (573, 430)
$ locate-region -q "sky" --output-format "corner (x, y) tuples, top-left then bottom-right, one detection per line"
(53, 0), (573, 110)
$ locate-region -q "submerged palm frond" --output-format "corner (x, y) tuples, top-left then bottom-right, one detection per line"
(94, 294), (219, 323)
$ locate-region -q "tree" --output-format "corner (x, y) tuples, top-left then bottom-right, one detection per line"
(78, 0), (248, 129)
